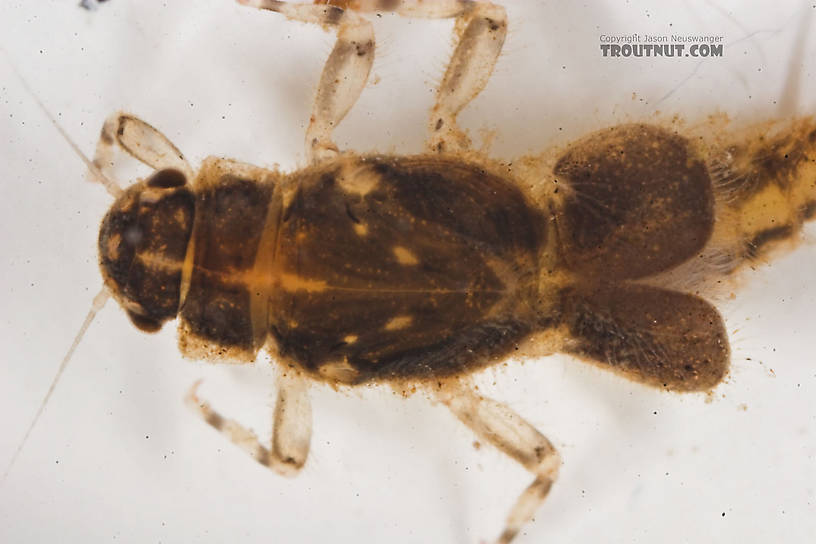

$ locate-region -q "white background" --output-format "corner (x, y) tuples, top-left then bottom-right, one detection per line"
(0, 1), (814, 543)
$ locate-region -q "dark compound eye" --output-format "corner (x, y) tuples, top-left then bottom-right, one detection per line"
(147, 168), (187, 189)
(127, 310), (163, 333)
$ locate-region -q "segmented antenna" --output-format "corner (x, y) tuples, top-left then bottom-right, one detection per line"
(1, 49), (120, 482)
(0, 48), (124, 198)
(2, 289), (110, 483)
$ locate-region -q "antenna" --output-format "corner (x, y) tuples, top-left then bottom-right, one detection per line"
(2, 288), (110, 483)
(0, 48), (119, 483)
(0, 48), (124, 198)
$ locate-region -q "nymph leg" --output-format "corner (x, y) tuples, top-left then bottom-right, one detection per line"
(185, 372), (312, 477)
(92, 112), (193, 180)
(434, 382), (560, 543)
(238, 1), (375, 163)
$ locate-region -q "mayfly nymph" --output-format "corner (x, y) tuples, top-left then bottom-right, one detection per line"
(5, 1), (815, 542)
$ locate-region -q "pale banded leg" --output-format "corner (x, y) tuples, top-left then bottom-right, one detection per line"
(185, 372), (312, 477)
(238, 1), (506, 157)
(435, 383), (560, 544)
(315, 0), (471, 18)
(238, 0), (375, 163)
(422, 1), (507, 153)
(92, 112), (193, 181)
(321, 1), (508, 153)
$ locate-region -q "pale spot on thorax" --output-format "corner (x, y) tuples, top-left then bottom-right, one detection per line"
(384, 315), (413, 331)
(337, 163), (381, 196)
(393, 246), (419, 265)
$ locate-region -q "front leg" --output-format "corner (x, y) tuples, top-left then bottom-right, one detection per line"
(238, 1), (375, 164)
(186, 372), (312, 477)
(93, 112), (193, 180)
(434, 381), (561, 544)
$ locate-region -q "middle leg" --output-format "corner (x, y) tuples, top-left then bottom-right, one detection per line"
(434, 381), (561, 544)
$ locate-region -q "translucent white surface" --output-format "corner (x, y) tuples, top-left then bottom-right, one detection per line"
(0, 1), (814, 543)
